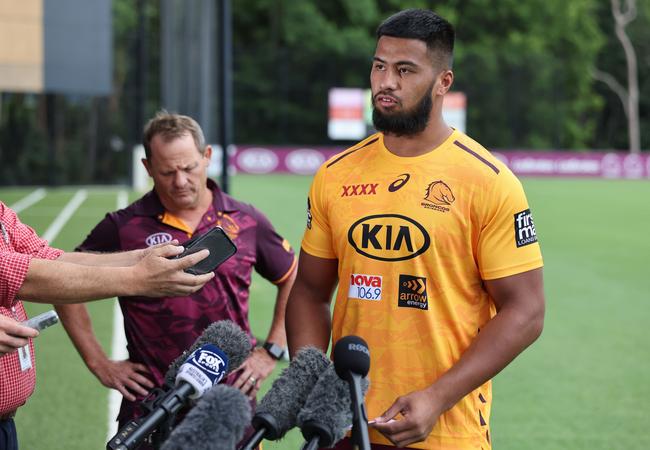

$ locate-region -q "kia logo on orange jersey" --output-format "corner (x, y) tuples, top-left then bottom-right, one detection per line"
(341, 183), (379, 197)
(347, 214), (430, 261)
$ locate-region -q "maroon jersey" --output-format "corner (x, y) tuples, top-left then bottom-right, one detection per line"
(77, 180), (295, 422)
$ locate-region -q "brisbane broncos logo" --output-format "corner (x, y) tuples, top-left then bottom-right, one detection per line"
(423, 181), (455, 206)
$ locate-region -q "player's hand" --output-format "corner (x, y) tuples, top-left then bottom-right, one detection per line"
(0, 315), (38, 356)
(134, 244), (214, 297)
(92, 359), (154, 402)
(231, 347), (277, 399)
(371, 386), (445, 447)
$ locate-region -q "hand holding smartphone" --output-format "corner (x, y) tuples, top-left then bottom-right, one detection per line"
(173, 227), (237, 275)
(21, 310), (59, 332)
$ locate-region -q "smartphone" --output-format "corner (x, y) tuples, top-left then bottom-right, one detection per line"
(22, 310), (59, 331)
(174, 226), (237, 275)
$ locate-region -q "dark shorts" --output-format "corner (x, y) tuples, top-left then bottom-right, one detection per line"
(0, 419), (18, 450)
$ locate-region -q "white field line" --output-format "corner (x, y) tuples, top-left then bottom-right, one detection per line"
(41, 190), (87, 243)
(9, 188), (46, 214)
(107, 190), (129, 440)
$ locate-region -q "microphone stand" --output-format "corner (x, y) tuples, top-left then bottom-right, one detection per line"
(348, 373), (370, 450)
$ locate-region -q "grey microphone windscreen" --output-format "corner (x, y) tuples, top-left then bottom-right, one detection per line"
(165, 320), (251, 385)
(160, 384), (252, 450)
(296, 364), (370, 448)
(255, 346), (331, 439)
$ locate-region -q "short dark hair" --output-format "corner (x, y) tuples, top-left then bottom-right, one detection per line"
(376, 9), (455, 68)
(142, 110), (206, 159)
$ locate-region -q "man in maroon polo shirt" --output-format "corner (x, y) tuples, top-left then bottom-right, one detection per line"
(56, 112), (296, 447)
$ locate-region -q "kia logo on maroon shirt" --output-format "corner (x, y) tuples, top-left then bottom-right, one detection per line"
(145, 232), (173, 247)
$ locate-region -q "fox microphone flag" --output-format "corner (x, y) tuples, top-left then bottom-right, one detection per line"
(165, 320), (251, 385)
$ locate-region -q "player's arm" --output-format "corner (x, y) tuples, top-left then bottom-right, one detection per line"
(17, 245), (214, 303)
(286, 250), (339, 356)
(55, 303), (153, 401)
(373, 267), (545, 447)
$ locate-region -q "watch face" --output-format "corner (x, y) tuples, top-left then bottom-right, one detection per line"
(264, 342), (284, 360)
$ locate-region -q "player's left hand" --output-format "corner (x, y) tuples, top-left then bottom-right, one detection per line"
(232, 347), (277, 399)
(371, 386), (445, 447)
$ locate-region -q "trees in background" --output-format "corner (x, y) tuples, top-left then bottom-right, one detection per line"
(0, 0), (647, 185)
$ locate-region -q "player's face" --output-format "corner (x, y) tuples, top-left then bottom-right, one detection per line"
(370, 36), (442, 135)
(143, 133), (212, 211)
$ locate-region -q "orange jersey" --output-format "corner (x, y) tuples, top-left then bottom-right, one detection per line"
(302, 130), (543, 449)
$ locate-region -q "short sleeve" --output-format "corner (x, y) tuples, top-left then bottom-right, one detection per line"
(76, 213), (121, 252)
(477, 170), (543, 280)
(3, 205), (63, 260)
(301, 165), (336, 259)
(253, 210), (296, 284)
(0, 252), (32, 307)
(0, 202), (63, 307)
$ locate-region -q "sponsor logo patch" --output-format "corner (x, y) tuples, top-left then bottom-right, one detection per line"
(217, 214), (239, 239)
(347, 214), (431, 262)
(348, 273), (383, 301)
(514, 209), (538, 247)
(145, 232), (173, 247)
(398, 274), (428, 310)
(341, 183), (379, 197)
(388, 173), (410, 192)
(421, 180), (455, 212)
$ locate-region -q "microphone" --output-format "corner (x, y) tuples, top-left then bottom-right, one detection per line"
(107, 320), (251, 450)
(160, 384), (251, 450)
(333, 335), (371, 450)
(239, 347), (331, 450)
(296, 364), (369, 450)
(165, 320), (251, 386)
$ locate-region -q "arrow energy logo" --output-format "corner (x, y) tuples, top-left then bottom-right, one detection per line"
(398, 274), (428, 310)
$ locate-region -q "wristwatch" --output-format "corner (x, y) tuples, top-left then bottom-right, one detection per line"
(263, 342), (285, 360)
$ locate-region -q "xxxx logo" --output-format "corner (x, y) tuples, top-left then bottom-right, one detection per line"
(341, 183), (379, 197)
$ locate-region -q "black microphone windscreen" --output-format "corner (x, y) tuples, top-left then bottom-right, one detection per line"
(165, 320), (251, 385)
(255, 347), (331, 439)
(160, 384), (252, 450)
(333, 335), (370, 379)
(297, 364), (370, 448)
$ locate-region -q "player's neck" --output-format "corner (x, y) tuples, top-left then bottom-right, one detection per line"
(382, 118), (453, 158)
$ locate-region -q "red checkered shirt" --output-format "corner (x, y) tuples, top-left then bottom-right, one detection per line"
(0, 201), (63, 415)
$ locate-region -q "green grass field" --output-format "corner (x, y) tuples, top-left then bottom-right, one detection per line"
(2, 175), (649, 450)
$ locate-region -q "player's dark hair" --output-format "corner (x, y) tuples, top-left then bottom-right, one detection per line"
(376, 9), (454, 68)
(142, 110), (206, 160)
